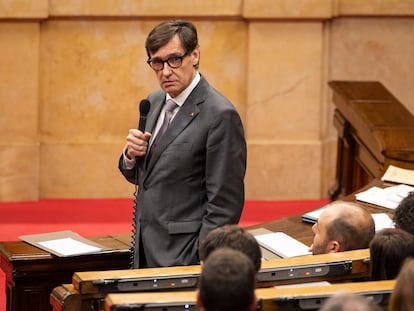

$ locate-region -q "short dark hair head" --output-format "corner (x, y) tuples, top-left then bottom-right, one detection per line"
(394, 192), (414, 235)
(369, 228), (414, 280)
(199, 248), (256, 311)
(198, 225), (262, 272)
(145, 19), (199, 57)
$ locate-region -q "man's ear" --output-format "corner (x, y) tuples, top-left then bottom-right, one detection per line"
(328, 240), (341, 253)
(191, 48), (200, 67)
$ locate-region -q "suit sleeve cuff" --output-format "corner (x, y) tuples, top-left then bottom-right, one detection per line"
(123, 147), (136, 169)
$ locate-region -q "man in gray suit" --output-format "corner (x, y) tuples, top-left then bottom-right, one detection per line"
(119, 20), (247, 268)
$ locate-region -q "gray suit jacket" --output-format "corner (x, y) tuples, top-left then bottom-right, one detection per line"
(119, 75), (246, 268)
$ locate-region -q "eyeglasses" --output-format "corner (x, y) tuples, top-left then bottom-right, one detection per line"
(147, 52), (189, 71)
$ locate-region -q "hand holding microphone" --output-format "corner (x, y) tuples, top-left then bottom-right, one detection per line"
(124, 99), (151, 160)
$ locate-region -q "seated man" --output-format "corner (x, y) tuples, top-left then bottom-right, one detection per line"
(198, 224), (262, 272)
(309, 201), (375, 255)
(369, 228), (414, 280)
(196, 248), (257, 311)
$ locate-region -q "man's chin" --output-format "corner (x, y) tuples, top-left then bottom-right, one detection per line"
(162, 83), (178, 94)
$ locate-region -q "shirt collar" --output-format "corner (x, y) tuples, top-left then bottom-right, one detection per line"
(166, 72), (200, 107)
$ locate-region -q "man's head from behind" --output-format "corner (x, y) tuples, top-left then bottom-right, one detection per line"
(198, 225), (262, 272)
(309, 201), (375, 255)
(369, 228), (414, 280)
(197, 247), (257, 311)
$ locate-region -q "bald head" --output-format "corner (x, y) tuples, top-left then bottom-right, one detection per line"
(310, 201), (375, 255)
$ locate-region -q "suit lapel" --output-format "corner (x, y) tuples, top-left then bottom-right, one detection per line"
(145, 100), (200, 174)
(146, 93), (165, 134)
(144, 78), (207, 175)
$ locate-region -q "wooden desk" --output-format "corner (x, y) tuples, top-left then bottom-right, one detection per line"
(328, 80), (414, 200)
(50, 208), (318, 311)
(49, 179), (393, 311)
(50, 238), (371, 310)
(67, 249), (369, 293)
(104, 280), (395, 311)
(0, 181), (390, 311)
(0, 234), (131, 311)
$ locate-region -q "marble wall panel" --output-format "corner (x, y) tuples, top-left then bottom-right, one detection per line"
(338, 0), (414, 15)
(246, 22), (324, 141)
(39, 143), (130, 198)
(40, 20), (154, 143)
(2, 0), (414, 201)
(0, 145), (39, 201)
(48, 0), (242, 17)
(246, 143), (322, 200)
(243, 0), (333, 18)
(329, 17), (414, 115)
(0, 22), (40, 201)
(0, 23), (39, 143)
(245, 21), (334, 199)
(0, 0), (47, 18)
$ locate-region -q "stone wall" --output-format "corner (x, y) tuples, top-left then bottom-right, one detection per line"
(1, 0), (414, 201)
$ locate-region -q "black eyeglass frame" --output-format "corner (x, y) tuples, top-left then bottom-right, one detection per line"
(146, 52), (189, 71)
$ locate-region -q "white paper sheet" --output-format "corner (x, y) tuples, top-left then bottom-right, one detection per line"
(39, 237), (103, 256)
(255, 232), (312, 258)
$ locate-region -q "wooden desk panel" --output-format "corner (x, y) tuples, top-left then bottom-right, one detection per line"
(0, 234), (130, 311)
(104, 280), (394, 311)
(328, 80), (414, 200)
(71, 248), (370, 295)
(1, 180), (392, 311)
(50, 179), (393, 311)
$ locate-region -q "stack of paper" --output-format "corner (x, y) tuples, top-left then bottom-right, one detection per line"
(371, 213), (395, 232)
(381, 165), (414, 186)
(355, 184), (414, 209)
(255, 232), (311, 258)
(19, 230), (109, 257)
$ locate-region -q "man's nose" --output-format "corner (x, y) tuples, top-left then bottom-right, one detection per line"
(162, 63), (173, 75)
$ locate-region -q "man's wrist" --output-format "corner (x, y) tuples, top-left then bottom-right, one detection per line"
(123, 147), (136, 169)
(124, 147), (133, 160)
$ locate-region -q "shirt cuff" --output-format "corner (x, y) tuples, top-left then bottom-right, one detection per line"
(123, 148), (136, 169)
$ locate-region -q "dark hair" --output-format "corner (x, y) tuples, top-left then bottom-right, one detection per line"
(394, 192), (414, 235)
(145, 19), (199, 57)
(369, 228), (414, 280)
(199, 248), (256, 311)
(326, 204), (375, 251)
(389, 257), (414, 311)
(198, 225), (262, 272)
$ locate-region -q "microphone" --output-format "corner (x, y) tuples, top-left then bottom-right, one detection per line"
(130, 99), (151, 267)
(138, 99), (151, 132)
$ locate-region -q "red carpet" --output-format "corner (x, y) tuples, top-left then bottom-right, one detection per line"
(0, 197), (328, 310)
